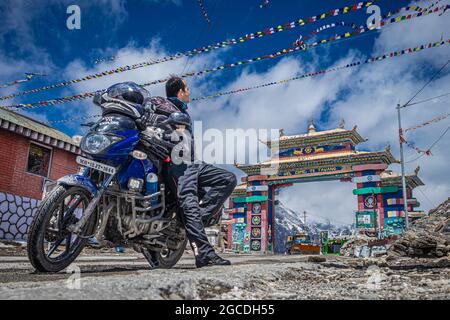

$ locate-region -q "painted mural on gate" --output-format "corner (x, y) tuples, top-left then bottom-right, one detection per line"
(278, 143), (350, 158)
(279, 165), (352, 177)
(0, 192), (40, 240)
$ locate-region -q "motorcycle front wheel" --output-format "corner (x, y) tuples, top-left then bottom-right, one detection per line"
(27, 186), (97, 273)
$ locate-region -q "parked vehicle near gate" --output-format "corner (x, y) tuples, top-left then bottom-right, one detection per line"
(286, 233), (321, 255)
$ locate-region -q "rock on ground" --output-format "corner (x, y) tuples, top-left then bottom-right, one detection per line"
(389, 197), (450, 259)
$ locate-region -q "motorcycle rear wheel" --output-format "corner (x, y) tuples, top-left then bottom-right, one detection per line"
(142, 235), (188, 269)
(27, 186), (97, 273)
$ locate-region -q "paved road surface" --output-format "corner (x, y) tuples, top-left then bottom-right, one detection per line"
(1, 253), (449, 300)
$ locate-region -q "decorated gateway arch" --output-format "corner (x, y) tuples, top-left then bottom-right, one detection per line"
(224, 121), (425, 254)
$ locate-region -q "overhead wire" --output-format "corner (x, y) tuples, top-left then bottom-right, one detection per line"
(402, 91), (450, 107)
(417, 188), (437, 209)
(400, 59), (450, 108)
(405, 123), (450, 163)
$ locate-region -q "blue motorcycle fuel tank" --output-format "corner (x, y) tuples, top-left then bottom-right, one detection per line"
(81, 113), (158, 190)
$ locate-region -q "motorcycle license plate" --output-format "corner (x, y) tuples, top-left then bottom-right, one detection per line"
(76, 156), (116, 175)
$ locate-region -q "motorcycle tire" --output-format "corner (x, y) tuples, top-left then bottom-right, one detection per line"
(142, 235), (188, 269)
(27, 186), (97, 273)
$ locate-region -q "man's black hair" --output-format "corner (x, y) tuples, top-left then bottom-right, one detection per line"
(166, 76), (186, 98)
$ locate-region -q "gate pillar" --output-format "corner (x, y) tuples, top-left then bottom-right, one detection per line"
(352, 164), (388, 237)
(234, 175), (269, 253)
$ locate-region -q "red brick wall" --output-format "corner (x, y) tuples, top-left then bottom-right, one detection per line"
(0, 129), (78, 200)
(50, 146), (79, 181)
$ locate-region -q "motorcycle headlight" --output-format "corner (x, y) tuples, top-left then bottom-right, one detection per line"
(81, 134), (123, 154)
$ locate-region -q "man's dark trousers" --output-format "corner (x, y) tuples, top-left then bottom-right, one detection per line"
(166, 162), (237, 263)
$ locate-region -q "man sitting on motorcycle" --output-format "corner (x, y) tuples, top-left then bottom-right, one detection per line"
(139, 77), (237, 268)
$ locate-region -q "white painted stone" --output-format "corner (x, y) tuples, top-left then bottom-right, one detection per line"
(8, 202), (17, 213)
(19, 224), (28, 234)
(9, 225), (18, 235)
(25, 208), (33, 217)
(17, 216), (27, 227)
(1, 213), (11, 222)
(23, 202), (30, 209)
(17, 207), (25, 217)
(0, 229), (4, 239)
(0, 201), (8, 213)
(15, 196), (22, 206)
(0, 222), (9, 231)
(27, 217), (34, 225)
(0, 193), (6, 201)
(6, 194), (14, 202)
(31, 199), (37, 207)
(4, 233), (14, 240)
(9, 214), (19, 224)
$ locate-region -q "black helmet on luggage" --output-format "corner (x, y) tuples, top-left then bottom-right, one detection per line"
(106, 82), (149, 105)
(94, 82), (150, 119)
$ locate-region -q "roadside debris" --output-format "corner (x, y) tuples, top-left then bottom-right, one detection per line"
(388, 197), (450, 259)
(0, 240), (27, 256)
(340, 236), (392, 258)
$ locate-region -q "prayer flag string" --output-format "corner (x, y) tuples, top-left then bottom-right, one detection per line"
(0, 73), (47, 89)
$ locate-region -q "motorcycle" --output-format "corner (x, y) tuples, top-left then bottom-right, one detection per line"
(27, 107), (192, 273)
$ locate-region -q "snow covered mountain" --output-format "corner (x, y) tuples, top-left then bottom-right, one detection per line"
(274, 202), (354, 253)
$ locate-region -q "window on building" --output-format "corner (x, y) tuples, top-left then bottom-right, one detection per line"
(27, 143), (52, 177)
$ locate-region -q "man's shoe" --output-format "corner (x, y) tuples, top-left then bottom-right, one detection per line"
(196, 254), (231, 268)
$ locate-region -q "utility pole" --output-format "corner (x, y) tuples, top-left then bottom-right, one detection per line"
(397, 103), (410, 230)
(395, 60), (450, 230)
(372, 191), (381, 239)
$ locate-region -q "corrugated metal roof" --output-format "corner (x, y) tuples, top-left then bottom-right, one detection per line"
(0, 108), (74, 145)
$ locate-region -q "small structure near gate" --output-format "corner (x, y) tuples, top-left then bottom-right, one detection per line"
(0, 109), (81, 240)
(224, 121), (426, 254)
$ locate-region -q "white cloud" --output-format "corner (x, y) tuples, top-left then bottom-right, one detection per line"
(279, 182), (356, 225)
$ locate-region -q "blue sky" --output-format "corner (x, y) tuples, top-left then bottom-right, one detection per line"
(1, 0), (449, 224)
